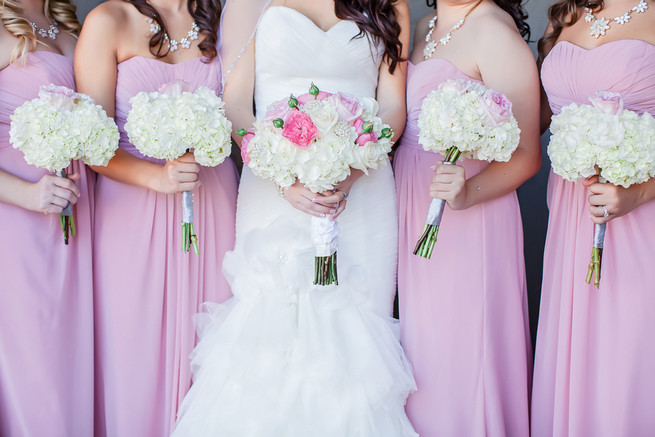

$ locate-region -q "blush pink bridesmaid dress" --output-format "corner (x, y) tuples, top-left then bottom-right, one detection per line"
(0, 51), (94, 437)
(393, 58), (532, 437)
(533, 39), (655, 437)
(93, 55), (238, 437)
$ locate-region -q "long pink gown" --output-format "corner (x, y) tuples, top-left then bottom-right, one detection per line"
(532, 40), (655, 437)
(393, 58), (532, 437)
(0, 51), (94, 437)
(93, 56), (238, 437)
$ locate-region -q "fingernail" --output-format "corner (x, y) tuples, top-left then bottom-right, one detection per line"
(331, 209), (337, 214)
(430, 165), (437, 170)
(311, 198), (317, 203)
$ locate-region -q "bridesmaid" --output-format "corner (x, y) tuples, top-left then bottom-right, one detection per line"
(532, 1), (655, 435)
(393, 0), (540, 435)
(74, 0), (238, 434)
(0, 0), (94, 436)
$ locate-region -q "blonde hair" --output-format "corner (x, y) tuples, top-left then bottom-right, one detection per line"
(1, 0), (81, 64)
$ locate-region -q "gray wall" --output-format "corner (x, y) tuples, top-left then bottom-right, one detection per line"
(72, 0), (553, 343)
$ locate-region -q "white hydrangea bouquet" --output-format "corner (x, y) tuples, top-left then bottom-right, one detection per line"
(238, 83), (393, 285)
(548, 91), (655, 287)
(414, 79), (521, 259)
(10, 84), (119, 244)
(124, 80), (232, 255)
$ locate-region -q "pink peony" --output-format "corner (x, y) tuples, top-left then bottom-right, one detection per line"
(356, 132), (378, 147)
(264, 99), (295, 122)
(589, 91), (624, 115)
(297, 91), (331, 105)
(240, 132), (254, 165)
(38, 84), (80, 110)
(282, 111), (319, 148)
(332, 92), (363, 122)
(481, 90), (513, 126)
(158, 80), (193, 97)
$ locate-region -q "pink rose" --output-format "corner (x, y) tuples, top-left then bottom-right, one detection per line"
(39, 84), (80, 110)
(282, 111), (319, 148)
(589, 91), (624, 115)
(297, 91), (331, 105)
(481, 90), (513, 126)
(356, 132), (378, 147)
(240, 132), (254, 165)
(353, 118), (365, 134)
(158, 80), (193, 97)
(332, 92), (363, 122)
(264, 99), (294, 122)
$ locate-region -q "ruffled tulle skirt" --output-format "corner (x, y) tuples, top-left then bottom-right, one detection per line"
(173, 165), (417, 436)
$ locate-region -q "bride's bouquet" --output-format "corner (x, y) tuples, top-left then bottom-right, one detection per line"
(10, 84), (119, 244)
(548, 91), (655, 287)
(125, 80), (232, 254)
(239, 83), (393, 285)
(413, 79), (521, 259)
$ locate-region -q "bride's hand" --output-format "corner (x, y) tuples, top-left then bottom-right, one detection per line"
(283, 181), (340, 218)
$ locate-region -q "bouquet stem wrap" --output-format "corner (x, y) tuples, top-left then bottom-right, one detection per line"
(311, 215), (339, 286)
(182, 190), (198, 255)
(413, 146), (461, 259)
(586, 175), (607, 288)
(56, 169), (75, 245)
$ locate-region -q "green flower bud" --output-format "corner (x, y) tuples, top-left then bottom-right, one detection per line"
(309, 82), (320, 98)
(236, 128), (248, 136)
(381, 127), (393, 139)
(273, 118), (284, 128)
(362, 122), (373, 134)
(288, 95), (299, 108)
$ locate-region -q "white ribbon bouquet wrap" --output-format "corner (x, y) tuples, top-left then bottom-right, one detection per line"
(239, 83), (393, 285)
(10, 84), (119, 244)
(548, 91), (655, 287)
(414, 79), (521, 259)
(124, 80), (232, 254)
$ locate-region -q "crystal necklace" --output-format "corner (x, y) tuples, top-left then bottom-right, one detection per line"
(145, 17), (199, 52)
(423, 0), (483, 60)
(30, 20), (59, 40)
(585, 0), (648, 39)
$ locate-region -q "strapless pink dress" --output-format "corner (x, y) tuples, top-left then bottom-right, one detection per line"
(93, 56), (238, 437)
(393, 58), (531, 437)
(0, 51), (94, 436)
(533, 39), (655, 437)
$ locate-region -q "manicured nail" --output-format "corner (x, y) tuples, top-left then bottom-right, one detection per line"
(430, 165), (437, 170)
(312, 198), (317, 203)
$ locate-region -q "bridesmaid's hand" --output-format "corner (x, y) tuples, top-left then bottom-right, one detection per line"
(155, 152), (201, 194)
(283, 181), (340, 219)
(429, 162), (468, 210)
(27, 173), (81, 214)
(584, 175), (646, 224)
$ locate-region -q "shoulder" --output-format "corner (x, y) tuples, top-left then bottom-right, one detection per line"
(0, 24), (17, 70)
(392, 0), (410, 16)
(469, 2), (533, 63)
(82, 0), (132, 32)
(412, 12), (434, 52)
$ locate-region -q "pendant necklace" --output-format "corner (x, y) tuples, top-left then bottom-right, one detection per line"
(145, 17), (199, 51)
(30, 20), (59, 40)
(585, 0), (648, 38)
(423, 0), (483, 60)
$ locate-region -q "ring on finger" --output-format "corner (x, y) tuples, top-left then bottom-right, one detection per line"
(602, 205), (609, 218)
(341, 191), (348, 201)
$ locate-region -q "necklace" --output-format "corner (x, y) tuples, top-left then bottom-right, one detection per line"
(30, 20), (59, 40)
(423, 0), (483, 60)
(585, 0), (648, 38)
(145, 17), (199, 52)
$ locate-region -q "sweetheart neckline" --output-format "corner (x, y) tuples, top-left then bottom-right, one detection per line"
(263, 6), (354, 34)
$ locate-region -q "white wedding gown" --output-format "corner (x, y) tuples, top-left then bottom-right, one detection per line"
(173, 7), (417, 436)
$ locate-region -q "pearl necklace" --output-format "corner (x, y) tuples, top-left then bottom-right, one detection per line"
(423, 0), (483, 60)
(145, 17), (199, 52)
(585, 0), (648, 39)
(30, 20), (59, 40)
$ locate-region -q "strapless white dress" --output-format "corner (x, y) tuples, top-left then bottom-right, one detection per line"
(172, 7), (417, 436)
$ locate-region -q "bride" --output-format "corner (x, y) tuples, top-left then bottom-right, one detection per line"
(172, 0), (416, 435)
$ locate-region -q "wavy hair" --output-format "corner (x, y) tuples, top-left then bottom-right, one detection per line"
(126, 0), (221, 61)
(1, 0), (81, 64)
(426, 0), (531, 41)
(538, 0), (603, 60)
(334, 0), (404, 74)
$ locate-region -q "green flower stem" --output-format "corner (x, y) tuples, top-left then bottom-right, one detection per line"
(182, 222), (199, 255)
(314, 253), (338, 286)
(585, 247), (603, 288)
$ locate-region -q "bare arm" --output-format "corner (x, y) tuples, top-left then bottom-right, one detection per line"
(74, 3), (199, 194)
(431, 18), (541, 210)
(0, 168), (80, 213)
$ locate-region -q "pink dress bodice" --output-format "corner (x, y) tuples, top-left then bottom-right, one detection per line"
(542, 40), (655, 115)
